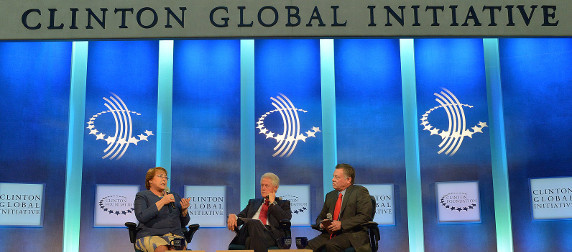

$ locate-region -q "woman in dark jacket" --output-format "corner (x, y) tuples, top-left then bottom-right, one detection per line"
(134, 167), (190, 252)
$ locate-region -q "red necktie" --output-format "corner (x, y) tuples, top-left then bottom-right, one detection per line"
(333, 193), (342, 220)
(259, 199), (269, 225)
(330, 193), (343, 239)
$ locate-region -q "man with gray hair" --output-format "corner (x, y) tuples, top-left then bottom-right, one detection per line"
(227, 172), (292, 252)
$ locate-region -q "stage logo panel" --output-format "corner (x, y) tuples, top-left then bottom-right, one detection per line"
(419, 88), (489, 157)
(83, 41), (158, 166)
(415, 39), (491, 162)
(0, 183), (44, 226)
(530, 177), (572, 220)
(255, 39), (323, 220)
(500, 38), (572, 251)
(436, 181), (480, 223)
(414, 39), (495, 250)
(94, 184), (139, 227)
(85, 92), (156, 161)
(80, 40), (158, 251)
(256, 93), (321, 158)
(363, 184), (395, 225)
(277, 185), (310, 225)
(185, 186), (226, 227)
(334, 39), (407, 250)
(171, 40), (241, 220)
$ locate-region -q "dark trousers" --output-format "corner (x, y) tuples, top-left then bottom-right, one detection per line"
(231, 220), (276, 252)
(306, 232), (352, 252)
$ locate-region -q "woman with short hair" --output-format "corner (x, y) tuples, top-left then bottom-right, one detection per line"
(134, 167), (191, 252)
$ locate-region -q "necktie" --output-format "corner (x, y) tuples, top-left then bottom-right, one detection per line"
(259, 199), (269, 225)
(333, 193), (342, 220)
(330, 193), (343, 239)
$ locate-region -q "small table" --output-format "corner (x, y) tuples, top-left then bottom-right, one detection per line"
(272, 250), (313, 252)
(216, 250), (312, 252)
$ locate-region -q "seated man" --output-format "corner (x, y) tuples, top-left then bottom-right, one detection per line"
(307, 163), (373, 252)
(227, 172), (292, 252)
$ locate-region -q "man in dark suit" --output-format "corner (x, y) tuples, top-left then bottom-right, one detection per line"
(227, 172), (292, 252)
(307, 163), (373, 252)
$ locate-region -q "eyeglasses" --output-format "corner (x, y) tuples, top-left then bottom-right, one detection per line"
(156, 175), (169, 181)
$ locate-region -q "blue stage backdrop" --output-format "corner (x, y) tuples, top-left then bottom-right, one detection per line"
(2, 38), (572, 252)
(0, 41), (71, 251)
(334, 39), (409, 251)
(415, 39), (496, 251)
(80, 41), (159, 251)
(254, 39), (323, 229)
(500, 38), (572, 252)
(171, 40), (241, 250)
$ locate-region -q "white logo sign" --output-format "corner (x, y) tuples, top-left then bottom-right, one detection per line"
(278, 185), (310, 225)
(436, 181), (481, 222)
(420, 88), (487, 156)
(98, 195), (134, 216)
(94, 185), (138, 227)
(86, 93), (154, 160)
(363, 184), (395, 225)
(257, 94), (320, 157)
(530, 177), (572, 220)
(185, 186), (226, 227)
(0, 183), (44, 226)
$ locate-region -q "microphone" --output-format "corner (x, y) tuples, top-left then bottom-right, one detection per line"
(165, 187), (175, 213)
(264, 194), (281, 201)
(321, 213), (333, 230)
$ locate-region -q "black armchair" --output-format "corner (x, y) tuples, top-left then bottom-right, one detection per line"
(125, 222), (200, 251)
(228, 218), (292, 250)
(311, 195), (380, 252)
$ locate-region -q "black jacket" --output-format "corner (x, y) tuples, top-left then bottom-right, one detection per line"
(238, 197), (292, 239)
(315, 185), (373, 251)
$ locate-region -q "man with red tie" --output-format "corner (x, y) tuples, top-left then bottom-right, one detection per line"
(307, 164), (373, 252)
(227, 172), (292, 252)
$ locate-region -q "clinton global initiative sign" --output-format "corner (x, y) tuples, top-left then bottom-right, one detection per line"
(0, 183), (44, 226)
(530, 177), (572, 220)
(1, 0), (570, 40)
(363, 184), (395, 225)
(185, 186), (226, 227)
(278, 185), (310, 225)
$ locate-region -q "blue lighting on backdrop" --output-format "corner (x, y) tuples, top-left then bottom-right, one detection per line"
(1, 38), (572, 252)
(81, 40), (159, 251)
(415, 38), (496, 251)
(171, 39), (241, 214)
(334, 39), (408, 251)
(0, 41), (71, 251)
(500, 38), (572, 252)
(254, 39), (323, 221)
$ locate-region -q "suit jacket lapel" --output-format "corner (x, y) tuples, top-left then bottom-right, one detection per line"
(328, 192), (337, 216)
(247, 198), (264, 218)
(339, 185), (354, 218)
